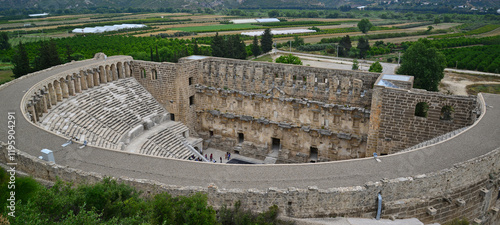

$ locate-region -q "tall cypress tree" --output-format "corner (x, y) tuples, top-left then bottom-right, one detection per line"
(211, 32), (224, 57)
(233, 35), (246, 59)
(339, 35), (352, 57)
(193, 39), (200, 55)
(150, 47), (154, 61)
(35, 39), (61, 71)
(12, 41), (31, 78)
(47, 39), (61, 66)
(156, 46), (160, 62)
(252, 36), (261, 57)
(65, 45), (74, 62)
(0, 32), (10, 50)
(260, 28), (273, 53)
(357, 37), (370, 59)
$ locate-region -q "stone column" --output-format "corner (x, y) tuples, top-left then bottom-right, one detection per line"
(61, 79), (69, 99)
(34, 97), (42, 122)
(99, 67), (107, 84)
(67, 77), (75, 96)
(125, 62), (131, 78)
(74, 74), (82, 93)
(55, 81), (63, 102)
(80, 72), (88, 91)
(27, 102), (37, 123)
(48, 85), (56, 106)
(42, 90), (51, 110)
(106, 66), (113, 82)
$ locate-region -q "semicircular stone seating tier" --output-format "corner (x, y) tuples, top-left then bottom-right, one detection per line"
(39, 77), (168, 150)
(139, 122), (192, 160)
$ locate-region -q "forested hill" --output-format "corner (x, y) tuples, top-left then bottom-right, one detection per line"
(0, 0), (497, 11)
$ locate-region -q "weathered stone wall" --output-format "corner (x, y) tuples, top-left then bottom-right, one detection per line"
(196, 86), (369, 162)
(2, 141), (499, 224)
(198, 58), (379, 108)
(131, 60), (200, 133)
(367, 87), (478, 155)
(132, 58), (378, 160)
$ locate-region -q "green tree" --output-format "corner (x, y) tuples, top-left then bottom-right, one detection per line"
(427, 26), (434, 32)
(0, 32), (10, 50)
(228, 35), (246, 59)
(211, 32), (224, 57)
(193, 39), (200, 55)
(339, 35), (352, 57)
(357, 19), (373, 34)
(268, 9), (280, 18)
(260, 28), (273, 53)
(275, 54), (302, 65)
(352, 59), (359, 70)
(369, 61), (383, 73)
(251, 36), (261, 57)
(65, 45), (74, 62)
(12, 41), (31, 78)
(397, 38), (446, 91)
(357, 36), (370, 58)
(434, 17), (441, 24)
(292, 35), (304, 47)
(35, 39), (62, 71)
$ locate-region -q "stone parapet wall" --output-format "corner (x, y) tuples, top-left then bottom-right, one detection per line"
(2, 141), (499, 224)
(367, 86), (478, 155)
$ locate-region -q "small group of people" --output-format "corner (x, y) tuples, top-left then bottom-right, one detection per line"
(189, 155), (204, 161)
(200, 152), (232, 163)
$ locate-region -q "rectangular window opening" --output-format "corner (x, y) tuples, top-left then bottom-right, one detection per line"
(272, 138), (280, 150)
(238, 133), (244, 143)
(189, 77), (193, 85)
(170, 113), (175, 121)
(189, 95), (195, 106)
(209, 130), (214, 137)
(309, 147), (318, 163)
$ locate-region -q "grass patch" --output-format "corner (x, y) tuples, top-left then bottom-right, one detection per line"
(253, 54), (273, 62)
(0, 70), (14, 85)
(171, 24), (260, 32)
(466, 84), (500, 95)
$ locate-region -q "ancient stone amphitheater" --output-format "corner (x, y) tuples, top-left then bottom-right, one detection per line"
(1, 53), (499, 224)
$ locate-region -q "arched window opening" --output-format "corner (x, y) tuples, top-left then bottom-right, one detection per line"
(151, 69), (158, 80)
(141, 68), (147, 79)
(415, 102), (429, 118)
(440, 105), (454, 121)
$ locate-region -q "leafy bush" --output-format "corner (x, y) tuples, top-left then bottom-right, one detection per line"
(276, 54), (302, 65)
(0, 169), (287, 225)
(369, 61), (383, 73)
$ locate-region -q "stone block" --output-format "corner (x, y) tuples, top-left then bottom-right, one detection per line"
(472, 218), (482, 224)
(455, 198), (466, 207)
(427, 207), (437, 216)
(479, 188), (489, 197)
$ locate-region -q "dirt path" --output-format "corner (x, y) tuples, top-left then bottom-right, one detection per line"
(440, 73), (500, 96)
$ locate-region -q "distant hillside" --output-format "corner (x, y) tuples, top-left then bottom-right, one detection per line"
(0, 0), (497, 11)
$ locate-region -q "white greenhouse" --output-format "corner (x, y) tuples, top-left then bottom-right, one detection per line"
(72, 24), (146, 34)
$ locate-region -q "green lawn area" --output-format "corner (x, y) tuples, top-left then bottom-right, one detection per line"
(171, 24), (261, 32)
(467, 84), (500, 95)
(0, 70), (14, 85)
(252, 54), (273, 62)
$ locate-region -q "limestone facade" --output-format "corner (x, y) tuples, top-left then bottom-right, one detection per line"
(128, 56), (478, 161)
